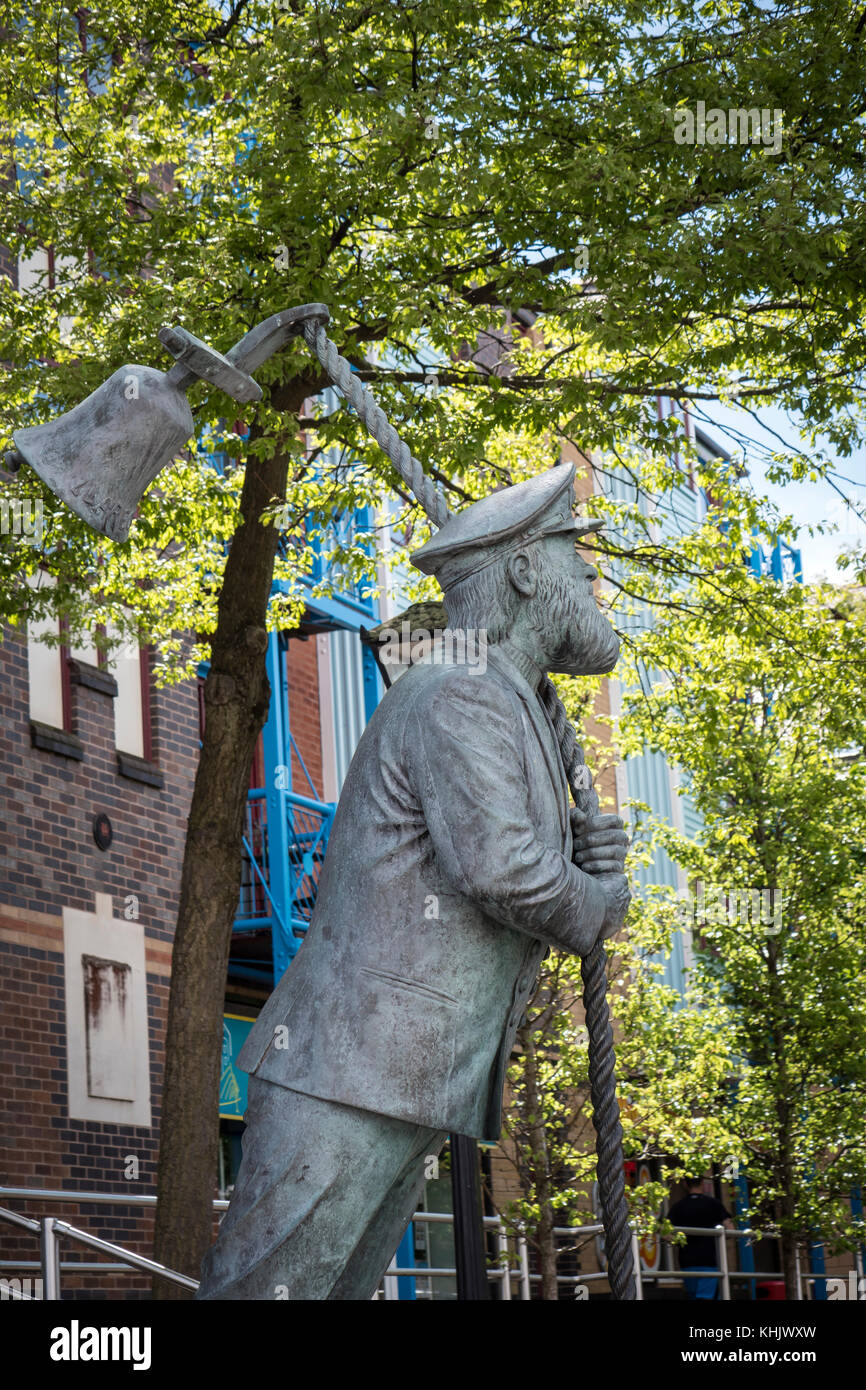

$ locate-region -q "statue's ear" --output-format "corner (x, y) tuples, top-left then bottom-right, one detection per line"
(505, 550), (537, 598)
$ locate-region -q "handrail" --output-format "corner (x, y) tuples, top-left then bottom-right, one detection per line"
(3, 1189), (858, 1300)
(240, 828), (290, 934)
(0, 1185), (229, 1210)
(46, 1218), (199, 1293)
(246, 787), (336, 815)
(0, 1204), (40, 1233)
(1, 1261), (133, 1272)
(1, 1189), (205, 1299)
(0, 1207), (197, 1299)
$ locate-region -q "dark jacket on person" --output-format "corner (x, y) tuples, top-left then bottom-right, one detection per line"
(669, 1192), (732, 1269)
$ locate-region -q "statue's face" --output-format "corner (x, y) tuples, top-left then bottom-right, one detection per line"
(523, 531), (620, 676)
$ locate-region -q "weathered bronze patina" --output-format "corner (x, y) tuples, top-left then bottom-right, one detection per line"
(196, 463), (630, 1300)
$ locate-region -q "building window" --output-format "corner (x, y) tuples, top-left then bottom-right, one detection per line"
(63, 894), (152, 1127)
(105, 623), (152, 762)
(17, 245), (51, 296)
(26, 572), (69, 731)
(83, 955), (136, 1101)
(112, 639), (145, 757)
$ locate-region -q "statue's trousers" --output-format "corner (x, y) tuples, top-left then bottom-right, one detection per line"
(196, 1077), (446, 1300)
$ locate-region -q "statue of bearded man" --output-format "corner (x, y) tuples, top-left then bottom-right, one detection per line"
(196, 461), (630, 1301)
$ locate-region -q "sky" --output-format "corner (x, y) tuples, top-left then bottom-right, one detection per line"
(690, 399), (866, 583)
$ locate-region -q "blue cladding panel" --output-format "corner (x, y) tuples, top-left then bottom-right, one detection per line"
(625, 751), (677, 891)
(623, 751), (688, 996)
(600, 459), (708, 1001)
(329, 627), (370, 792)
(680, 784), (703, 842)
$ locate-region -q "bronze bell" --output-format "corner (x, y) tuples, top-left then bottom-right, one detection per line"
(6, 326), (262, 543)
(5, 305), (330, 543)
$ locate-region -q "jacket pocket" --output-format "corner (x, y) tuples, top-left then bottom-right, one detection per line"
(236, 983), (303, 1074)
(355, 969), (459, 1121)
(359, 966), (458, 1008)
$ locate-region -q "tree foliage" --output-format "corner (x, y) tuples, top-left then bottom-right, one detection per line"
(3, 0), (866, 651)
(617, 576), (866, 1295)
(3, 0), (866, 1288)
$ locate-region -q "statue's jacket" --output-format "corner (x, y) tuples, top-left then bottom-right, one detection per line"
(238, 647), (604, 1141)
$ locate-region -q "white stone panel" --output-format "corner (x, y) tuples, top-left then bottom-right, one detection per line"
(64, 894), (152, 1127)
(26, 573), (64, 728)
(107, 623), (145, 757)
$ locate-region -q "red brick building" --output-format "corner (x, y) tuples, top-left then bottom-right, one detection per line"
(0, 599), (372, 1297)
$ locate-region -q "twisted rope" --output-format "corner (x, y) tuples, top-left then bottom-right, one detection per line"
(540, 677), (635, 1301)
(302, 316), (634, 1300)
(302, 321), (451, 531)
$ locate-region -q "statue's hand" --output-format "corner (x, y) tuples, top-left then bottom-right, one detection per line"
(593, 872), (632, 940)
(570, 810), (629, 875)
(571, 811), (631, 941)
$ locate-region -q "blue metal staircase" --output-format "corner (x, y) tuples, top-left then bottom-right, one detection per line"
(229, 508), (381, 986)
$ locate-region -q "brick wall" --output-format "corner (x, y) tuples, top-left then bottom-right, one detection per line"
(0, 627), (197, 1297)
(286, 634), (324, 797)
(0, 241), (16, 288)
(0, 159), (16, 288)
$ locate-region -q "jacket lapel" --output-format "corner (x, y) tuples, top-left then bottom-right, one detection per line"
(486, 649), (569, 842)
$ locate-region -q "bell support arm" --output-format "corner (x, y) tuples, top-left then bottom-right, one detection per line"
(158, 304), (331, 394)
(225, 304), (331, 376)
(157, 303), (331, 408)
(2, 305), (330, 476)
(159, 326), (263, 405)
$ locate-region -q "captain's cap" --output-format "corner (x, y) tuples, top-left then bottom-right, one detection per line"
(411, 461), (603, 590)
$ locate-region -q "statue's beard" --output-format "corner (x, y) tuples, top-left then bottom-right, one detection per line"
(525, 569), (620, 676)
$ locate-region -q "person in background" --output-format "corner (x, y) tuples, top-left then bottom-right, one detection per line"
(669, 1177), (733, 1300)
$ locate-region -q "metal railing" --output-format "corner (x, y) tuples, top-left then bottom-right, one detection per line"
(2, 1187), (863, 1301)
(382, 1218), (866, 1301)
(236, 789), (334, 937)
(0, 1187), (224, 1300)
(379, 1215), (627, 1301)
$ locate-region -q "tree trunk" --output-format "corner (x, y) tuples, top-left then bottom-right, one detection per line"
(153, 388), (309, 1294)
(776, 1145), (801, 1300)
(780, 1229), (800, 1301)
(766, 934), (800, 1301)
(523, 1033), (559, 1300)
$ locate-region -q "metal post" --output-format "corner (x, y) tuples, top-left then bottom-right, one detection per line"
(733, 1173), (755, 1299)
(855, 1246), (864, 1300)
(449, 1133), (489, 1300)
(262, 632), (294, 981)
(794, 1243), (803, 1301)
(518, 1231), (531, 1300)
(716, 1225), (731, 1301)
(382, 1254), (399, 1301)
(809, 1238), (827, 1301)
(630, 1229), (644, 1300)
(40, 1217), (61, 1301)
(495, 1223), (512, 1300)
(393, 1224), (417, 1301)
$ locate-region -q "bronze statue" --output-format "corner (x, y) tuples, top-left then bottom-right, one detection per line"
(196, 462), (629, 1300)
(7, 300), (632, 1300)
